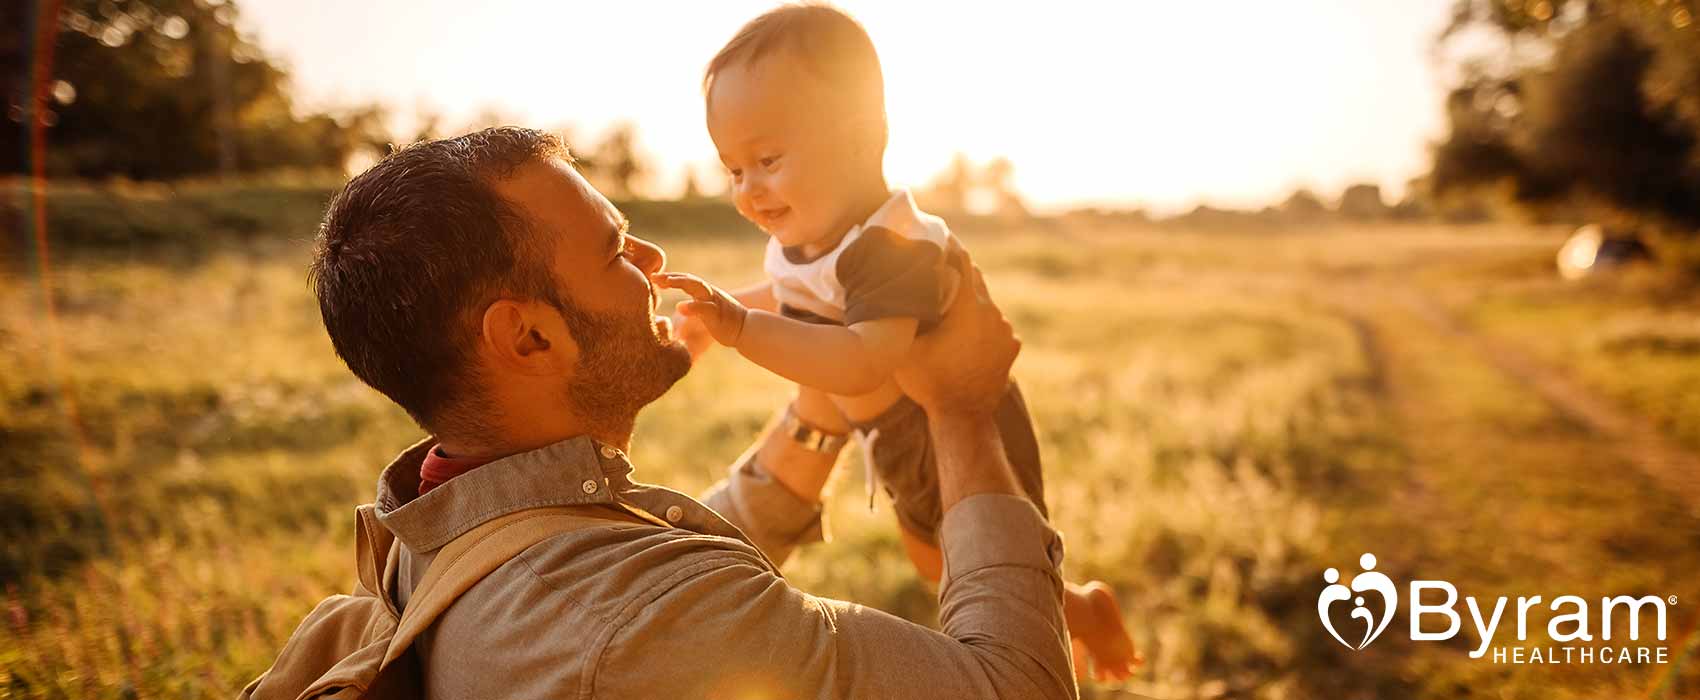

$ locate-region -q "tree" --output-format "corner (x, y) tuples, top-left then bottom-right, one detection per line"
(917, 152), (1029, 218)
(1280, 189), (1329, 221)
(1430, 0), (1700, 261)
(981, 156), (1029, 219)
(581, 122), (647, 199)
(1338, 184), (1389, 220)
(680, 166), (703, 200)
(919, 152), (975, 214)
(2, 0), (385, 179)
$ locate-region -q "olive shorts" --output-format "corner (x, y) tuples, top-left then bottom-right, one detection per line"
(851, 381), (1047, 547)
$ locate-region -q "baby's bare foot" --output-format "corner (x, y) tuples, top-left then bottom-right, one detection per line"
(1064, 580), (1141, 683)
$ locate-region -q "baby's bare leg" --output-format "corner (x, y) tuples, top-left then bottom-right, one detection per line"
(898, 523), (945, 584)
(795, 384), (853, 434)
(750, 385), (852, 507)
(1064, 581), (1141, 682)
(826, 377), (906, 424)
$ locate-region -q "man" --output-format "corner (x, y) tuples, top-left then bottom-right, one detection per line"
(308, 127), (1075, 698)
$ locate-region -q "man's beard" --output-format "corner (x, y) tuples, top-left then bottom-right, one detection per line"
(559, 299), (691, 426)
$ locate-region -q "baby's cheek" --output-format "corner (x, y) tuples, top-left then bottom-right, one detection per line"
(731, 199), (757, 224)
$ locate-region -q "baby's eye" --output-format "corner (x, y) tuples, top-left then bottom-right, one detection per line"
(728, 168), (743, 179)
(759, 156), (780, 169)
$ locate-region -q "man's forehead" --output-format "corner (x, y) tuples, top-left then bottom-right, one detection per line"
(494, 157), (622, 243)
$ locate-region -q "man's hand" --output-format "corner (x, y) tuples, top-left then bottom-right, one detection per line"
(893, 254), (1019, 418)
(654, 272), (749, 349)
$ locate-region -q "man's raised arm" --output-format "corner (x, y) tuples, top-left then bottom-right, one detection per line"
(623, 256), (1075, 699)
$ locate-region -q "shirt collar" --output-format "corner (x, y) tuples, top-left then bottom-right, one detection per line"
(861, 188), (923, 234)
(372, 434), (767, 563)
(374, 434), (636, 553)
(776, 188), (925, 265)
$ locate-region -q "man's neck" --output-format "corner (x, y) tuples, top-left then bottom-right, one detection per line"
(435, 412), (636, 460)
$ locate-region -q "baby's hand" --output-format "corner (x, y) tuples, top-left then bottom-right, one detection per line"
(670, 308), (716, 362)
(652, 272), (748, 348)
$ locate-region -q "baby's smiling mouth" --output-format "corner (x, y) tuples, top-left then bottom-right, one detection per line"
(756, 206), (790, 227)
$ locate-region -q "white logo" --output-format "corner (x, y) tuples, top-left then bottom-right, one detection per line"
(1315, 552), (1673, 664)
(1318, 552), (1398, 650)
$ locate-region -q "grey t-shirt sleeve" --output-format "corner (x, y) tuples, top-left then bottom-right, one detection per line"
(835, 226), (949, 327)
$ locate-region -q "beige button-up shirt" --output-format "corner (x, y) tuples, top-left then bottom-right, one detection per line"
(375, 434), (1076, 699)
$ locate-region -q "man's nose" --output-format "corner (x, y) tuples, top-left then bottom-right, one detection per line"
(630, 235), (666, 274)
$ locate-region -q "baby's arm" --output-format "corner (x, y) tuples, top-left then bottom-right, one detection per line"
(655, 272), (915, 396)
(731, 280), (778, 313)
(742, 313), (916, 396)
(672, 280), (776, 362)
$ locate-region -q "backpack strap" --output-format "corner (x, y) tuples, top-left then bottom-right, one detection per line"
(377, 506), (620, 668)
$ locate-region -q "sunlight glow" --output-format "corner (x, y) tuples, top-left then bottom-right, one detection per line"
(239, 0), (1451, 213)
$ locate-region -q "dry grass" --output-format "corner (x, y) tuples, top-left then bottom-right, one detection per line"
(2, 203), (1696, 698)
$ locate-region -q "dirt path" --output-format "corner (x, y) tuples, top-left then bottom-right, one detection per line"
(1319, 276), (1700, 699)
(1394, 286), (1700, 517)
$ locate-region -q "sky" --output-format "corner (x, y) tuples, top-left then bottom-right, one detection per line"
(238, 0), (1456, 214)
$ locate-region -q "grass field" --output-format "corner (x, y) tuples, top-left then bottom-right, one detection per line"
(2, 185), (1698, 699)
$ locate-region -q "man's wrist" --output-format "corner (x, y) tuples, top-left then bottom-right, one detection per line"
(929, 409), (1023, 511)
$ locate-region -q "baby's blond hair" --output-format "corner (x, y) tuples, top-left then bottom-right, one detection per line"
(704, 3), (887, 137)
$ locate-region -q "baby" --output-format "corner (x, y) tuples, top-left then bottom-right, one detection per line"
(655, 4), (1138, 682)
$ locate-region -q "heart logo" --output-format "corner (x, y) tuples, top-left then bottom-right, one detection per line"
(1318, 553), (1399, 650)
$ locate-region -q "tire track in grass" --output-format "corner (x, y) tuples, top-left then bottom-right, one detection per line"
(1396, 287), (1700, 518)
(1330, 281), (1700, 699)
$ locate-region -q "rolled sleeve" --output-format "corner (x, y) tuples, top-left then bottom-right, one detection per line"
(699, 445), (826, 567)
(937, 494), (1073, 692)
(939, 493), (1065, 583)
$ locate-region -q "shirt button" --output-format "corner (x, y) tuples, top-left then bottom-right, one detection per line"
(664, 505), (684, 522)
(581, 479), (599, 495)
(599, 445), (620, 459)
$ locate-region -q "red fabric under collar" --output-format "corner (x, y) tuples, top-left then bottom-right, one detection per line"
(419, 445), (496, 496)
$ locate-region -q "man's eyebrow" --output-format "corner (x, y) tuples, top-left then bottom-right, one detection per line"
(607, 217), (630, 255)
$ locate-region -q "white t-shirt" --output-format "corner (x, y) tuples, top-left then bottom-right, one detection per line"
(763, 189), (962, 329)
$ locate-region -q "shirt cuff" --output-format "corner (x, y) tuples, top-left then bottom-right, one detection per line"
(939, 494), (1064, 583)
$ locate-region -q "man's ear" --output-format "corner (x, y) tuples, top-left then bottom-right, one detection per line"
(479, 299), (580, 378)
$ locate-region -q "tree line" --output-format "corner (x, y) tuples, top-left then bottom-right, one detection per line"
(1430, 0), (1700, 261)
(7, 0), (1695, 261)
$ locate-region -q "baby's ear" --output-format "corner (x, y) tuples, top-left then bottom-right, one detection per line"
(844, 111), (888, 158)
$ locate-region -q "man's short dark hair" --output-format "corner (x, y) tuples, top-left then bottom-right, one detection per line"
(309, 127), (569, 432)
(704, 3), (886, 133)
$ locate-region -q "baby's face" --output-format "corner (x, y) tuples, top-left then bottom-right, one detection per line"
(707, 57), (876, 250)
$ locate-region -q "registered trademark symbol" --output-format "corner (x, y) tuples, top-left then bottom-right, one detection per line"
(1670, 595), (1678, 606)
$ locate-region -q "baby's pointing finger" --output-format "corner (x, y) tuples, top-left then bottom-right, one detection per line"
(652, 272), (713, 300)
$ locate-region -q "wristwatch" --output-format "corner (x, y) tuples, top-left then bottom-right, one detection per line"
(781, 405), (849, 454)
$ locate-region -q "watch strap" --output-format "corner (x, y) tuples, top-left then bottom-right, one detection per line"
(782, 406), (849, 453)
